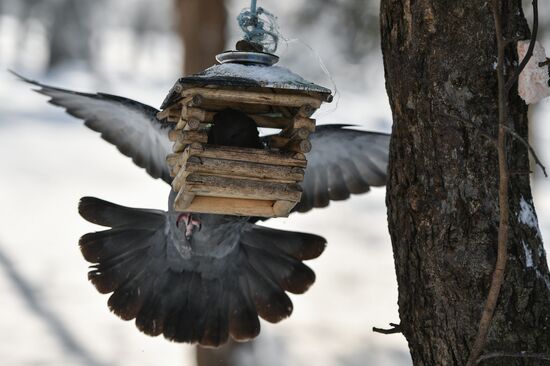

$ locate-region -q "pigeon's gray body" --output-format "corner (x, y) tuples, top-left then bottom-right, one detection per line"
(17, 72), (390, 346)
(79, 193), (324, 345)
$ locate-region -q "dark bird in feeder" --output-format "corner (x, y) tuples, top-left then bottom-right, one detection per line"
(16, 73), (390, 347)
(207, 108), (264, 149)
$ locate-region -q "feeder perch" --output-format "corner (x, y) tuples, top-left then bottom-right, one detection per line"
(158, 47), (332, 217)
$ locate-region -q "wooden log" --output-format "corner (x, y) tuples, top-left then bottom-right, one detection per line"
(297, 104), (316, 118)
(175, 118), (186, 130)
(186, 144), (307, 167)
(172, 167), (191, 192)
(157, 96), (193, 121)
(272, 200), (298, 217)
(181, 196), (277, 217)
(166, 153), (182, 168)
(156, 106), (180, 121)
(181, 109), (290, 129)
(172, 140), (187, 153)
(286, 138), (312, 153)
(250, 115), (290, 129)
(189, 94), (204, 107)
(281, 127), (310, 140)
(170, 130), (208, 144)
(182, 173), (303, 202)
(293, 152), (306, 160)
(173, 190), (196, 211)
(181, 88), (323, 108)
(269, 135), (312, 153)
(292, 116), (316, 132)
(166, 153), (182, 177)
(181, 106), (215, 122)
(184, 156), (305, 182)
(168, 129), (179, 142)
(268, 135), (289, 149)
(166, 148), (191, 176)
(176, 117), (203, 130)
(185, 99), (273, 114)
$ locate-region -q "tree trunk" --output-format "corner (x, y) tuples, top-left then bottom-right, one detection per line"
(381, 1), (550, 365)
(174, 0), (227, 75)
(47, 0), (93, 71)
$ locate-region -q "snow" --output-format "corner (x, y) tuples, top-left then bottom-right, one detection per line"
(200, 62), (331, 94)
(518, 196), (542, 239)
(522, 241), (534, 268)
(517, 40), (550, 104)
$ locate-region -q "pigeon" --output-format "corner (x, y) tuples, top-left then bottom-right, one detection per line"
(207, 108), (264, 149)
(16, 72), (391, 346)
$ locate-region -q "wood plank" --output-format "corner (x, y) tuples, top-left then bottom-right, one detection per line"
(181, 196), (276, 217)
(172, 167), (191, 191)
(182, 88), (323, 108)
(184, 156), (305, 182)
(173, 190), (196, 210)
(272, 200), (297, 217)
(187, 144), (308, 167)
(186, 99), (274, 114)
(182, 173), (303, 201)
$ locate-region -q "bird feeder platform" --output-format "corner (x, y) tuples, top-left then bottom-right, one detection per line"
(158, 56), (332, 217)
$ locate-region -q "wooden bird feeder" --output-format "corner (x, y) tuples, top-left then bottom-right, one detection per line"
(157, 47), (332, 217)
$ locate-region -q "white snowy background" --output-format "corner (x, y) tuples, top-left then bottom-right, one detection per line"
(0, 1), (549, 365)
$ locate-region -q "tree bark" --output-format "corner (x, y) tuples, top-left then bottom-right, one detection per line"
(381, 1), (550, 365)
(174, 0), (227, 75)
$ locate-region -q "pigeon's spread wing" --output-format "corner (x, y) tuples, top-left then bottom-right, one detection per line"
(296, 125), (390, 213)
(15, 73), (173, 183)
(78, 197), (325, 346)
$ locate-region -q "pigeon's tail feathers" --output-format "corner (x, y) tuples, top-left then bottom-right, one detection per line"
(237, 226), (326, 323)
(77, 196), (326, 346)
(78, 196), (168, 319)
(242, 226), (326, 261)
(228, 272), (261, 341)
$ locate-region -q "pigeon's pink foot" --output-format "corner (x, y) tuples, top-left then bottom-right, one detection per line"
(176, 213), (202, 239)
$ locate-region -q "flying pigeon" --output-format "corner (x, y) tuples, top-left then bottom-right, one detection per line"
(16, 73), (390, 346)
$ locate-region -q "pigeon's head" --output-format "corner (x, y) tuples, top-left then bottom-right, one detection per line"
(207, 108), (263, 149)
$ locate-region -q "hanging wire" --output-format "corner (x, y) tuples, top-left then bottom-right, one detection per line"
(237, 1), (280, 53)
(237, 1), (339, 115)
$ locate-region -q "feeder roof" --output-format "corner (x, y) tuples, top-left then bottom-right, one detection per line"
(160, 63), (333, 110)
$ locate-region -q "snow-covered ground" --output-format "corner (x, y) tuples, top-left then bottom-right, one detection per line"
(1, 1), (549, 365)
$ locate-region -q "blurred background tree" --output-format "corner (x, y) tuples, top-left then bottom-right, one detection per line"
(174, 0), (226, 75)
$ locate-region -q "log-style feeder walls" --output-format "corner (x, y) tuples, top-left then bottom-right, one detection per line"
(157, 50), (332, 217)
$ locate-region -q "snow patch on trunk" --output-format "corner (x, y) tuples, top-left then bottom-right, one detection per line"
(518, 196), (542, 239)
(522, 240), (534, 268)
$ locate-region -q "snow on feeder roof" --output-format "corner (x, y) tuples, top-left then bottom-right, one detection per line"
(157, 45), (332, 217)
(161, 54), (332, 110)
